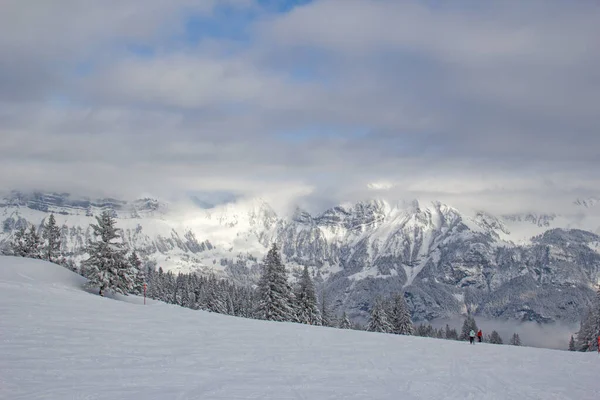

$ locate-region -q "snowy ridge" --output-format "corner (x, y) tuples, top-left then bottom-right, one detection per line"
(1, 257), (600, 399)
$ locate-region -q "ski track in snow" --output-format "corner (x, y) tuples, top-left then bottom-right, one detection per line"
(1, 256), (600, 400)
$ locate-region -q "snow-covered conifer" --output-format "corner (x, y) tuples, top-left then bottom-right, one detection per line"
(366, 300), (393, 333)
(489, 330), (503, 344)
(319, 288), (335, 327)
(25, 225), (43, 259)
(338, 312), (352, 329)
(256, 243), (295, 322)
(568, 335), (576, 351)
(295, 266), (321, 325)
(10, 226), (28, 257)
(129, 251), (145, 295)
(389, 292), (413, 335)
(576, 287), (600, 351)
(205, 275), (228, 314)
(82, 211), (134, 296)
(460, 315), (478, 341)
(41, 214), (61, 263)
(509, 333), (521, 346)
(445, 324), (459, 340)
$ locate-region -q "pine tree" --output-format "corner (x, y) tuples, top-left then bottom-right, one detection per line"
(82, 211), (134, 296)
(587, 287), (600, 350)
(445, 324), (459, 340)
(129, 251), (145, 295)
(389, 292), (413, 335)
(25, 224), (43, 259)
(415, 323), (435, 337)
(576, 286), (600, 351)
(338, 312), (352, 329)
(256, 243), (295, 322)
(460, 315), (479, 341)
(319, 287), (334, 327)
(366, 300), (393, 333)
(568, 335), (576, 351)
(205, 275), (228, 314)
(41, 214), (61, 263)
(509, 333), (521, 346)
(489, 330), (503, 344)
(294, 266), (321, 325)
(10, 225), (28, 257)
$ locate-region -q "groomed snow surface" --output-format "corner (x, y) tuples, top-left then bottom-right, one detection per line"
(1, 257), (599, 400)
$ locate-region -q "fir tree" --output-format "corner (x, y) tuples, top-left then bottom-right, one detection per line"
(256, 243), (295, 322)
(319, 287), (334, 327)
(509, 333), (521, 346)
(576, 287), (600, 351)
(489, 330), (503, 344)
(415, 324), (431, 337)
(82, 211), (134, 296)
(10, 225), (28, 257)
(588, 287), (600, 349)
(576, 310), (595, 351)
(568, 335), (576, 351)
(205, 275), (228, 314)
(366, 300), (393, 333)
(23, 224), (43, 259)
(41, 214), (61, 263)
(338, 312), (352, 329)
(389, 292), (413, 335)
(445, 324), (459, 340)
(129, 251), (145, 295)
(460, 315), (479, 341)
(294, 266), (321, 325)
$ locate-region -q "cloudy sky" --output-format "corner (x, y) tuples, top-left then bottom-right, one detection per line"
(1, 0), (599, 214)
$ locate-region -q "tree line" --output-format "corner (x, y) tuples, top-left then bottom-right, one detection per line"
(9, 213), (69, 266)
(571, 287), (600, 352)
(412, 315), (520, 346)
(5, 210), (569, 348)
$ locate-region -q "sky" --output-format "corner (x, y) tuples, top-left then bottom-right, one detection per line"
(1, 0), (600, 215)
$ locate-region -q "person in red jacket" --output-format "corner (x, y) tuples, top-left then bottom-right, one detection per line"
(477, 329), (483, 343)
(597, 334), (600, 353)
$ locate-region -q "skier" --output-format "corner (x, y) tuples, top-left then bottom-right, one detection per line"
(477, 329), (483, 343)
(597, 334), (600, 353)
(469, 329), (476, 344)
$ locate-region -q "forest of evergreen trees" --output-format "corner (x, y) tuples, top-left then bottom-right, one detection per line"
(5, 210), (599, 350)
(574, 288), (600, 351)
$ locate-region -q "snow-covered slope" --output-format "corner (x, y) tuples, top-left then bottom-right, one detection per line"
(1, 257), (599, 400)
(1, 191), (600, 325)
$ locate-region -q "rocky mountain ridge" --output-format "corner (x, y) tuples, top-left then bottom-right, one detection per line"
(1, 190), (599, 325)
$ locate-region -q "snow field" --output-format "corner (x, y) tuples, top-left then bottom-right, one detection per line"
(1, 256), (599, 400)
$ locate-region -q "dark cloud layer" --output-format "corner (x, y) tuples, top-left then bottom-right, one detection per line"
(1, 0), (599, 213)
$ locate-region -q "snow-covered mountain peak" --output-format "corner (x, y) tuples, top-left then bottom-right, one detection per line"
(501, 213), (557, 227)
(574, 197), (600, 208)
(0, 190), (173, 220)
(3, 190), (600, 324)
(203, 197), (275, 225)
(292, 206), (313, 224)
(474, 211), (511, 235)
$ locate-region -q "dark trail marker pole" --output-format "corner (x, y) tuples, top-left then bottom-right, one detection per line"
(143, 283), (147, 305)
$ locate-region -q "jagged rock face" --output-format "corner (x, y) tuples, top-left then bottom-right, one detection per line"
(574, 197), (600, 208)
(1, 191), (599, 325)
(502, 213), (557, 228)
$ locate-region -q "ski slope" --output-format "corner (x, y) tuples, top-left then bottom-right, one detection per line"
(1, 257), (599, 400)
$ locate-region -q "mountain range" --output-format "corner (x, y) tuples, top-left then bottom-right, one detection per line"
(1, 190), (599, 325)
